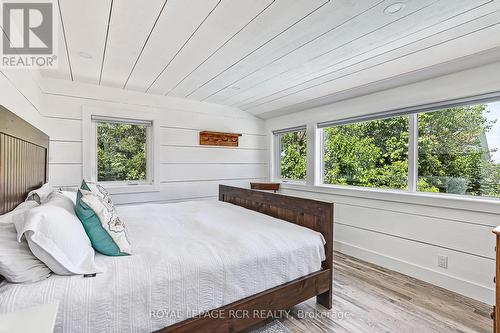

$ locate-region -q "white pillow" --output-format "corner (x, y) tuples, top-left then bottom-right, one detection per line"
(0, 202), (51, 283)
(44, 190), (75, 213)
(0, 224), (52, 283)
(25, 183), (54, 204)
(0, 201), (39, 224)
(59, 190), (77, 206)
(15, 192), (104, 276)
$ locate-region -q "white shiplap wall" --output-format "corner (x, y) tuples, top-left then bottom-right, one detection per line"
(0, 68), (43, 127)
(265, 61), (500, 305)
(39, 78), (268, 205)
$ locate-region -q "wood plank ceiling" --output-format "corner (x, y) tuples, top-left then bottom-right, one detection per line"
(43, 0), (500, 118)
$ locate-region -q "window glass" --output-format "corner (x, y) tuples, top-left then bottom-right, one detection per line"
(97, 122), (148, 182)
(279, 130), (307, 180)
(418, 103), (500, 197)
(323, 116), (409, 190)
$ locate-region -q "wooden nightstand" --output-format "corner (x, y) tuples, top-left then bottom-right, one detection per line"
(250, 182), (280, 192)
(0, 301), (59, 333)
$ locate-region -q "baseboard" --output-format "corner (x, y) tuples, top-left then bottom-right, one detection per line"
(335, 240), (494, 305)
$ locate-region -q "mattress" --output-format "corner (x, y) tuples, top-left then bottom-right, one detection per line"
(0, 200), (326, 332)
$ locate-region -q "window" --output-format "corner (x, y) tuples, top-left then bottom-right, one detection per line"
(319, 98), (500, 199)
(418, 102), (500, 197)
(274, 127), (307, 181)
(322, 115), (409, 190)
(93, 116), (152, 184)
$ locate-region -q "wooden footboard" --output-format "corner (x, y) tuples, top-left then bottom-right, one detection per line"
(218, 185), (334, 308)
(161, 270), (331, 333)
(155, 185), (334, 333)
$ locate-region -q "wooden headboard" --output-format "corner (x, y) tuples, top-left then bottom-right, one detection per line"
(0, 106), (49, 215)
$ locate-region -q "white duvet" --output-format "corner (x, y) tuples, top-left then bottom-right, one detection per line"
(0, 200), (325, 332)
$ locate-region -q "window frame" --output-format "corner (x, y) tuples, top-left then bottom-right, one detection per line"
(92, 117), (152, 186)
(272, 125), (307, 184)
(316, 92), (500, 199)
(82, 106), (160, 194)
(318, 114), (412, 192)
(270, 92), (500, 207)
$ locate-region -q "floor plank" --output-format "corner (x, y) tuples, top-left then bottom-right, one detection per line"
(269, 252), (493, 333)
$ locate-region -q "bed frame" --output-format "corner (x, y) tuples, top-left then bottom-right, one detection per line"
(156, 185), (334, 332)
(0, 106), (334, 333)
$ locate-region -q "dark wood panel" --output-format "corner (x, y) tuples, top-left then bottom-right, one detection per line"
(0, 106), (48, 215)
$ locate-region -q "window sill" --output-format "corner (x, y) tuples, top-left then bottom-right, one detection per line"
(278, 182), (500, 214)
(279, 179), (307, 186)
(100, 183), (160, 195)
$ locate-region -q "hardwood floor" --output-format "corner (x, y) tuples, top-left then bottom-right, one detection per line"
(264, 252), (492, 333)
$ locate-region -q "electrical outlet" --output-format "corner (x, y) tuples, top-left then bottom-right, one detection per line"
(438, 255), (448, 269)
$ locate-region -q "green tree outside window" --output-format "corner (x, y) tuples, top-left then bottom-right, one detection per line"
(323, 115), (409, 190)
(280, 130), (307, 180)
(97, 122), (147, 182)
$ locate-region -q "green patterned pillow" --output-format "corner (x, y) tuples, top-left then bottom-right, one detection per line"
(75, 183), (131, 256)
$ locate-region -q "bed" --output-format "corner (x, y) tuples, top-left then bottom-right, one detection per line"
(0, 106), (334, 333)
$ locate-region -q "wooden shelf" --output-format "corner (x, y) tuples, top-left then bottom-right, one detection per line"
(199, 131), (242, 147)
